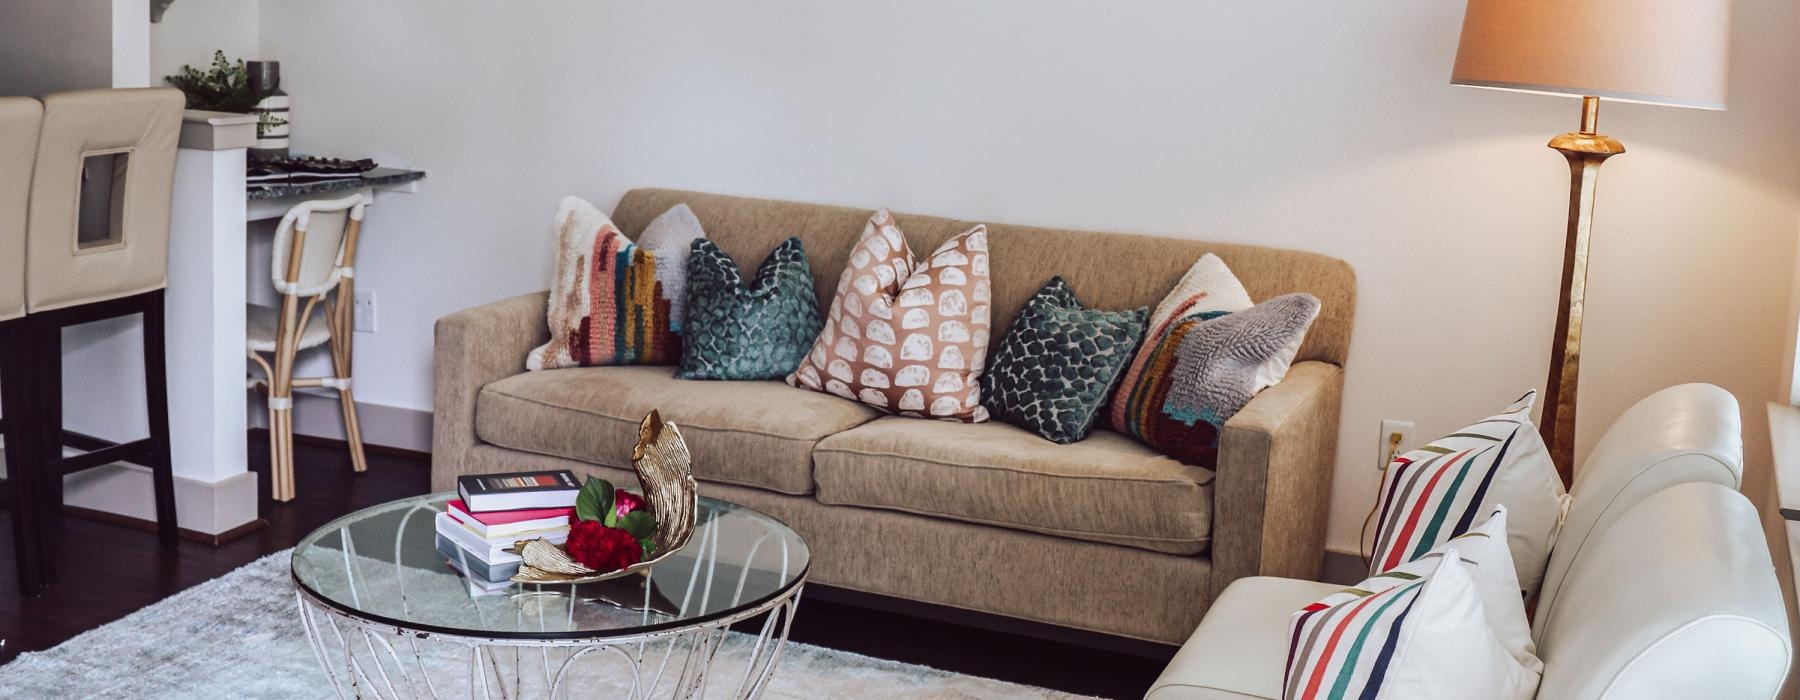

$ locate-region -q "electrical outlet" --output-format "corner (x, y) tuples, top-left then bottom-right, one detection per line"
(1378, 419), (1414, 470)
(353, 289), (377, 333)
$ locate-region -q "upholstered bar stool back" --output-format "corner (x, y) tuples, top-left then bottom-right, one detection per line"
(24, 87), (183, 312)
(0, 97), (43, 321)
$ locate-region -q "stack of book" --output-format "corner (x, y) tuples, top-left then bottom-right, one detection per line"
(435, 469), (581, 595)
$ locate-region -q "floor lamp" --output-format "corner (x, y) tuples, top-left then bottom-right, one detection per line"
(1449, 0), (1731, 485)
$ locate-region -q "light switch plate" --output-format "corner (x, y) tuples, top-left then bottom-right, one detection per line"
(353, 289), (377, 333)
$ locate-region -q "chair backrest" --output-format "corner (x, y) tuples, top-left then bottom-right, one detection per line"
(0, 97), (42, 322)
(271, 192), (367, 298)
(24, 87), (183, 313)
(1533, 482), (1789, 699)
(1532, 383), (1743, 644)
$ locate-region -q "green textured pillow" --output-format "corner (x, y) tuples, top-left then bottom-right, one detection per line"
(980, 277), (1148, 443)
(677, 237), (824, 380)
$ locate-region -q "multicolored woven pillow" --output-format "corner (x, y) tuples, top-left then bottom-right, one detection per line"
(1283, 507), (1541, 700)
(786, 209), (992, 421)
(1369, 391), (1568, 595)
(526, 198), (704, 370)
(677, 237), (824, 380)
(1110, 292), (1321, 467)
(981, 277), (1146, 443)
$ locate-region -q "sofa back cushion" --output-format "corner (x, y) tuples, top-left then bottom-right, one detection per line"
(1532, 482), (1789, 699)
(609, 188), (1356, 367)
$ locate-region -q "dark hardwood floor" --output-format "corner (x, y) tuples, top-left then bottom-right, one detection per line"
(1, 434), (1169, 698)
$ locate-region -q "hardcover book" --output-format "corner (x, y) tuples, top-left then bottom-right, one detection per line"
(445, 499), (573, 540)
(435, 533), (521, 584)
(456, 469), (580, 512)
(434, 512), (567, 564)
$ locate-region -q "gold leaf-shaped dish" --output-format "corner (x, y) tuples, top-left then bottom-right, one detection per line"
(508, 410), (698, 585)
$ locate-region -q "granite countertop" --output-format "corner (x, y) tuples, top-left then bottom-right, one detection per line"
(246, 167), (427, 200)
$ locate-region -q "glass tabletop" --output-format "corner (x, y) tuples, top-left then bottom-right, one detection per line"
(290, 493), (809, 640)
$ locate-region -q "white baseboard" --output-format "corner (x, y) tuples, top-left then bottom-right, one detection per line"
(248, 390), (433, 453)
(61, 461), (260, 536)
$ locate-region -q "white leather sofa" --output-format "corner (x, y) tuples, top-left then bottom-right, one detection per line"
(1148, 384), (1793, 699)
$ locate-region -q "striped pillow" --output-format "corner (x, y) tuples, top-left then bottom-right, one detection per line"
(1368, 391), (1567, 595)
(1284, 509), (1541, 700)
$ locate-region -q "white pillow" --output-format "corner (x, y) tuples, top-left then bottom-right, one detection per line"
(1284, 508), (1541, 700)
(1368, 390), (1568, 595)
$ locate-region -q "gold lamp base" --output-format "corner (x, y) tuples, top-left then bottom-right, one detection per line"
(1539, 96), (1624, 486)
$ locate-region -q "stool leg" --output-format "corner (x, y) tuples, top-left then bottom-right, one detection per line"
(142, 291), (179, 548)
(326, 296), (368, 473)
(31, 313), (63, 582)
(2, 320), (47, 596)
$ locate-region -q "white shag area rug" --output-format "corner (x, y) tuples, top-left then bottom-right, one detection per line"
(0, 551), (1093, 699)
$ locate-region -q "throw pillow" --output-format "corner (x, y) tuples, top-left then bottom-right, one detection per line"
(980, 276), (1147, 443)
(1283, 509), (1541, 700)
(526, 198), (704, 370)
(677, 237), (824, 380)
(1109, 253), (1253, 429)
(786, 209), (992, 421)
(1368, 391), (1568, 595)
(1111, 292), (1321, 467)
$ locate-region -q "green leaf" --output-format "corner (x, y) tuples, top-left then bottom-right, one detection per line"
(617, 510), (656, 541)
(575, 477), (614, 523)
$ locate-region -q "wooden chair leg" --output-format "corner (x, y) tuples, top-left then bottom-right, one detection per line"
(2, 319), (48, 596)
(141, 290), (179, 548)
(326, 297), (368, 473)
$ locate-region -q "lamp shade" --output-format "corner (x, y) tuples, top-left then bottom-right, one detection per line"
(1451, 0), (1730, 110)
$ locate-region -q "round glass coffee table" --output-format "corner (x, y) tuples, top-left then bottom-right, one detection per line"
(290, 493), (808, 699)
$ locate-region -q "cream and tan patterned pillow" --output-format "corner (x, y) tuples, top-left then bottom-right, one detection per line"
(786, 209), (992, 422)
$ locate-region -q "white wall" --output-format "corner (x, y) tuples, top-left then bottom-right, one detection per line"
(149, 0), (260, 88)
(250, 0), (1800, 556)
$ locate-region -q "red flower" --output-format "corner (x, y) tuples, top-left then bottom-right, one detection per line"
(564, 519), (642, 572)
(614, 490), (645, 520)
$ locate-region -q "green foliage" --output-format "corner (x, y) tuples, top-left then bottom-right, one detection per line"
(164, 50), (271, 114)
(617, 511), (656, 542)
(574, 477), (615, 524)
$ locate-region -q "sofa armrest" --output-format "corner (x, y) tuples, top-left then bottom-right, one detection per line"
(1210, 361), (1344, 598)
(431, 291), (549, 490)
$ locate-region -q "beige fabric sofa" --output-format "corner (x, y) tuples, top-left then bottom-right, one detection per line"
(432, 188), (1357, 644)
(1148, 384), (1792, 698)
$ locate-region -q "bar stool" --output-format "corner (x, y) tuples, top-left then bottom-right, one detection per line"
(1, 96), (46, 595)
(247, 193), (370, 502)
(18, 88), (185, 588)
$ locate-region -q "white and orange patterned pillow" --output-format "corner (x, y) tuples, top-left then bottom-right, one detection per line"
(786, 209), (992, 422)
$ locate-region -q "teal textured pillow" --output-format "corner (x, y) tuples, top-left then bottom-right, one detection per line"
(980, 277), (1148, 443)
(677, 237), (824, 380)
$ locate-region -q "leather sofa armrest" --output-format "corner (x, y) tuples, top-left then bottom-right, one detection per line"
(1210, 361), (1344, 599)
(431, 291), (549, 490)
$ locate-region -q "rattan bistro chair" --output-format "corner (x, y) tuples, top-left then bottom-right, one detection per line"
(18, 88), (185, 589)
(0, 96), (48, 595)
(247, 193), (370, 502)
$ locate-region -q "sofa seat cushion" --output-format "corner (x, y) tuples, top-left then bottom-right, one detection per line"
(476, 366), (881, 494)
(1146, 576), (1340, 700)
(812, 417), (1215, 554)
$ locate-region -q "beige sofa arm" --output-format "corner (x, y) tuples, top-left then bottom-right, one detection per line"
(431, 291), (549, 490)
(1210, 361), (1344, 598)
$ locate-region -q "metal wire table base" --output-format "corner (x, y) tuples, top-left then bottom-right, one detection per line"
(295, 583), (804, 700)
